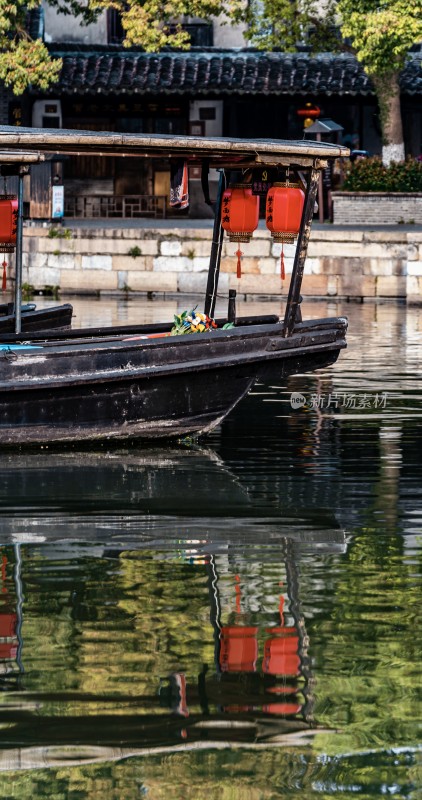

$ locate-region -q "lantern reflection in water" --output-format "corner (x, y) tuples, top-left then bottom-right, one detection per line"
(218, 574), (303, 716)
(0, 553), (19, 678)
(159, 548), (309, 724)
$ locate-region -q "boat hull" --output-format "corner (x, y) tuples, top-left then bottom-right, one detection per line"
(0, 317), (347, 445)
(0, 303), (73, 335)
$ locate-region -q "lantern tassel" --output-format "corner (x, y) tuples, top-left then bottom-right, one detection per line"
(235, 248), (243, 279)
(280, 243), (285, 282)
(2, 258), (7, 293)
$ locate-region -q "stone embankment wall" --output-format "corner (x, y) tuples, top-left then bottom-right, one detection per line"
(21, 225), (422, 303)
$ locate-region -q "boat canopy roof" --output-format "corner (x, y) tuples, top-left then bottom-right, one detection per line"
(0, 126), (348, 168)
(0, 149), (44, 164)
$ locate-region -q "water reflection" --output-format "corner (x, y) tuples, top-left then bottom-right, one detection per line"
(0, 446), (346, 547)
(0, 443), (345, 765)
(0, 299), (420, 797)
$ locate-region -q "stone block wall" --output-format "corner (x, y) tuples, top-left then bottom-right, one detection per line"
(19, 224), (422, 303)
(332, 193), (422, 225)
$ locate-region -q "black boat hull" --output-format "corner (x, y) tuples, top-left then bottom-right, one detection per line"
(0, 303), (73, 334)
(0, 317), (347, 445)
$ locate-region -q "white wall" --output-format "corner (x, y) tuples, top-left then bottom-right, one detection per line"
(213, 17), (247, 48)
(189, 100), (223, 137)
(43, 1), (108, 44)
(43, 3), (247, 48)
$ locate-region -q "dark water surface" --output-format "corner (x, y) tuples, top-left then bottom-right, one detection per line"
(0, 298), (420, 798)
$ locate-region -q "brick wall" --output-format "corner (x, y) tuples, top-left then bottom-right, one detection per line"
(332, 193), (422, 225)
(19, 224), (422, 303)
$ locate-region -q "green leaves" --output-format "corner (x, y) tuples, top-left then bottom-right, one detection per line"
(342, 157), (422, 192)
(0, 0), (62, 94)
(0, 39), (62, 95)
(339, 0), (422, 77)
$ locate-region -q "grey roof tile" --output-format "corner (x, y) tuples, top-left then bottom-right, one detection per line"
(44, 47), (422, 96)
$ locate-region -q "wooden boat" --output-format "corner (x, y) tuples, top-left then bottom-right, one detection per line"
(0, 301), (73, 334)
(0, 150), (73, 335)
(0, 127), (348, 445)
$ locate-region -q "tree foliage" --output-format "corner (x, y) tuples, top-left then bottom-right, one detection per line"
(337, 0), (422, 158)
(0, 0), (61, 94)
(339, 0), (422, 79)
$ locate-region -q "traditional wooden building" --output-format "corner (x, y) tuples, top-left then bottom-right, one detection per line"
(2, 6), (421, 218)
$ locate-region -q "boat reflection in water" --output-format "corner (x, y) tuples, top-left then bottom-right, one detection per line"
(0, 445), (345, 770)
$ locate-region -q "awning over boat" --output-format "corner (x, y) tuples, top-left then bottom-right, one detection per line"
(0, 151), (45, 164)
(0, 126), (349, 168)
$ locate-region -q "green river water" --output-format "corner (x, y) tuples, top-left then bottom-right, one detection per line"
(0, 297), (420, 799)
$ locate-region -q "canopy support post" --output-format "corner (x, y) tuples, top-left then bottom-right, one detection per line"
(14, 167), (27, 336)
(204, 169), (225, 319)
(283, 167), (319, 337)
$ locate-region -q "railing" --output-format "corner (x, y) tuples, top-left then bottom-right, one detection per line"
(64, 195), (167, 219)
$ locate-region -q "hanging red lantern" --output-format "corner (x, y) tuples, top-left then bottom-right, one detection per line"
(297, 103), (320, 119)
(221, 184), (259, 243)
(221, 184), (259, 279)
(266, 182), (304, 244)
(0, 196), (18, 252)
(266, 182), (305, 280)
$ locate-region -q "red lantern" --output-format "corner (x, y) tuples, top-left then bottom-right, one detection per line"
(266, 182), (305, 280)
(221, 184), (259, 243)
(221, 184), (259, 279)
(0, 196), (18, 252)
(297, 103), (320, 119)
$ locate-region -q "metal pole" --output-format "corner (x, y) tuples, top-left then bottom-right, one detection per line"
(204, 169), (225, 319)
(283, 168), (320, 337)
(14, 167), (25, 335)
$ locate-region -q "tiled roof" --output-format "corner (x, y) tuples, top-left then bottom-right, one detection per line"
(46, 46), (422, 96)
